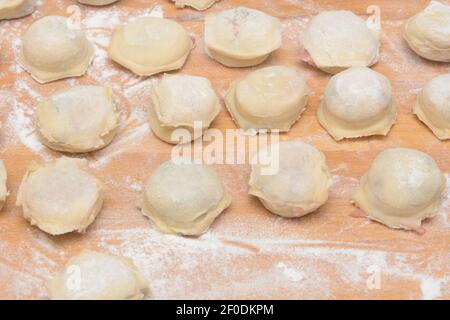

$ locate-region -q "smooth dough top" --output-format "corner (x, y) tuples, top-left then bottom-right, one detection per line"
(37, 85), (119, 153)
(109, 16), (193, 76)
(17, 157), (104, 235)
(172, 0), (218, 11)
(141, 160), (231, 235)
(301, 10), (379, 73)
(404, 2), (450, 61)
(48, 250), (148, 300)
(204, 7), (282, 59)
(225, 66), (309, 131)
(20, 16), (94, 83)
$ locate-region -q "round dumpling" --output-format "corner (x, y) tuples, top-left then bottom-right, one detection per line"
(109, 16), (193, 76)
(17, 157), (104, 235)
(149, 74), (220, 144)
(37, 85), (119, 153)
(249, 140), (331, 218)
(141, 160), (231, 236)
(48, 250), (147, 300)
(352, 148), (445, 232)
(19, 16), (95, 83)
(0, 0), (35, 20)
(204, 7), (282, 67)
(403, 2), (450, 62)
(171, 0), (218, 11)
(300, 10), (380, 74)
(77, 0), (119, 5)
(317, 67), (396, 140)
(225, 66), (309, 132)
(413, 73), (450, 140)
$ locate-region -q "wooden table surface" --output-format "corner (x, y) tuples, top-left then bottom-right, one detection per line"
(0, 0), (449, 300)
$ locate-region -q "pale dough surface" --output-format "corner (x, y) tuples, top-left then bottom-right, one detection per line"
(37, 85), (119, 153)
(403, 1), (450, 62)
(48, 250), (148, 300)
(109, 16), (193, 76)
(0, 161), (7, 211)
(141, 160), (231, 236)
(317, 67), (396, 141)
(352, 148), (445, 232)
(17, 157), (104, 236)
(225, 66), (309, 132)
(300, 10), (380, 74)
(0, 0), (35, 20)
(249, 140), (331, 218)
(19, 16), (95, 84)
(413, 73), (450, 140)
(204, 6), (282, 67)
(171, 0), (218, 11)
(77, 0), (119, 5)
(149, 74), (220, 144)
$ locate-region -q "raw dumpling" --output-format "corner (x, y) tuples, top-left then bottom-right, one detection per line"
(140, 160), (231, 236)
(224, 66), (309, 132)
(413, 73), (450, 140)
(48, 250), (147, 300)
(37, 85), (119, 153)
(19, 16), (95, 84)
(249, 140), (331, 218)
(109, 16), (193, 76)
(77, 0), (119, 5)
(300, 10), (380, 74)
(0, 161), (7, 211)
(403, 2), (450, 62)
(352, 148), (445, 232)
(171, 0), (218, 11)
(17, 157), (104, 235)
(149, 74), (220, 144)
(204, 7), (282, 67)
(0, 0), (35, 20)
(317, 67), (395, 141)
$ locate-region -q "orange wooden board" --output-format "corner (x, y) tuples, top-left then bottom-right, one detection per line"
(0, 0), (449, 300)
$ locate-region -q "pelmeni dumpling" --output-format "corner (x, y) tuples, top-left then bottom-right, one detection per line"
(317, 67), (396, 140)
(225, 66), (309, 132)
(0, 161), (7, 211)
(141, 160), (231, 236)
(204, 7), (282, 67)
(109, 17), (193, 76)
(149, 74), (220, 144)
(352, 148), (445, 232)
(0, 0), (35, 20)
(403, 2), (450, 62)
(413, 74), (450, 140)
(300, 10), (380, 74)
(249, 140), (331, 218)
(171, 0), (218, 10)
(77, 0), (119, 5)
(37, 85), (119, 153)
(48, 250), (148, 300)
(17, 158), (104, 236)
(19, 16), (95, 83)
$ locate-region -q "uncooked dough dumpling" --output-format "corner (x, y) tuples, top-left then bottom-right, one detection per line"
(172, 0), (218, 11)
(149, 74), (220, 144)
(0, 0), (35, 20)
(0, 161), (7, 211)
(37, 85), (119, 153)
(48, 250), (148, 300)
(300, 10), (380, 74)
(17, 157), (104, 235)
(249, 140), (331, 218)
(204, 7), (282, 67)
(352, 148), (445, 232)
(413, 74), (450, 140)
(19, 16), (95, 84)
(141, 160), (231, 236)
(77, 0), (119, 6)
(109, 17), (193, 76)
(317, 67), (396, 141)
(225, 66), (309, 132)
(403, 2), (450, 62)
